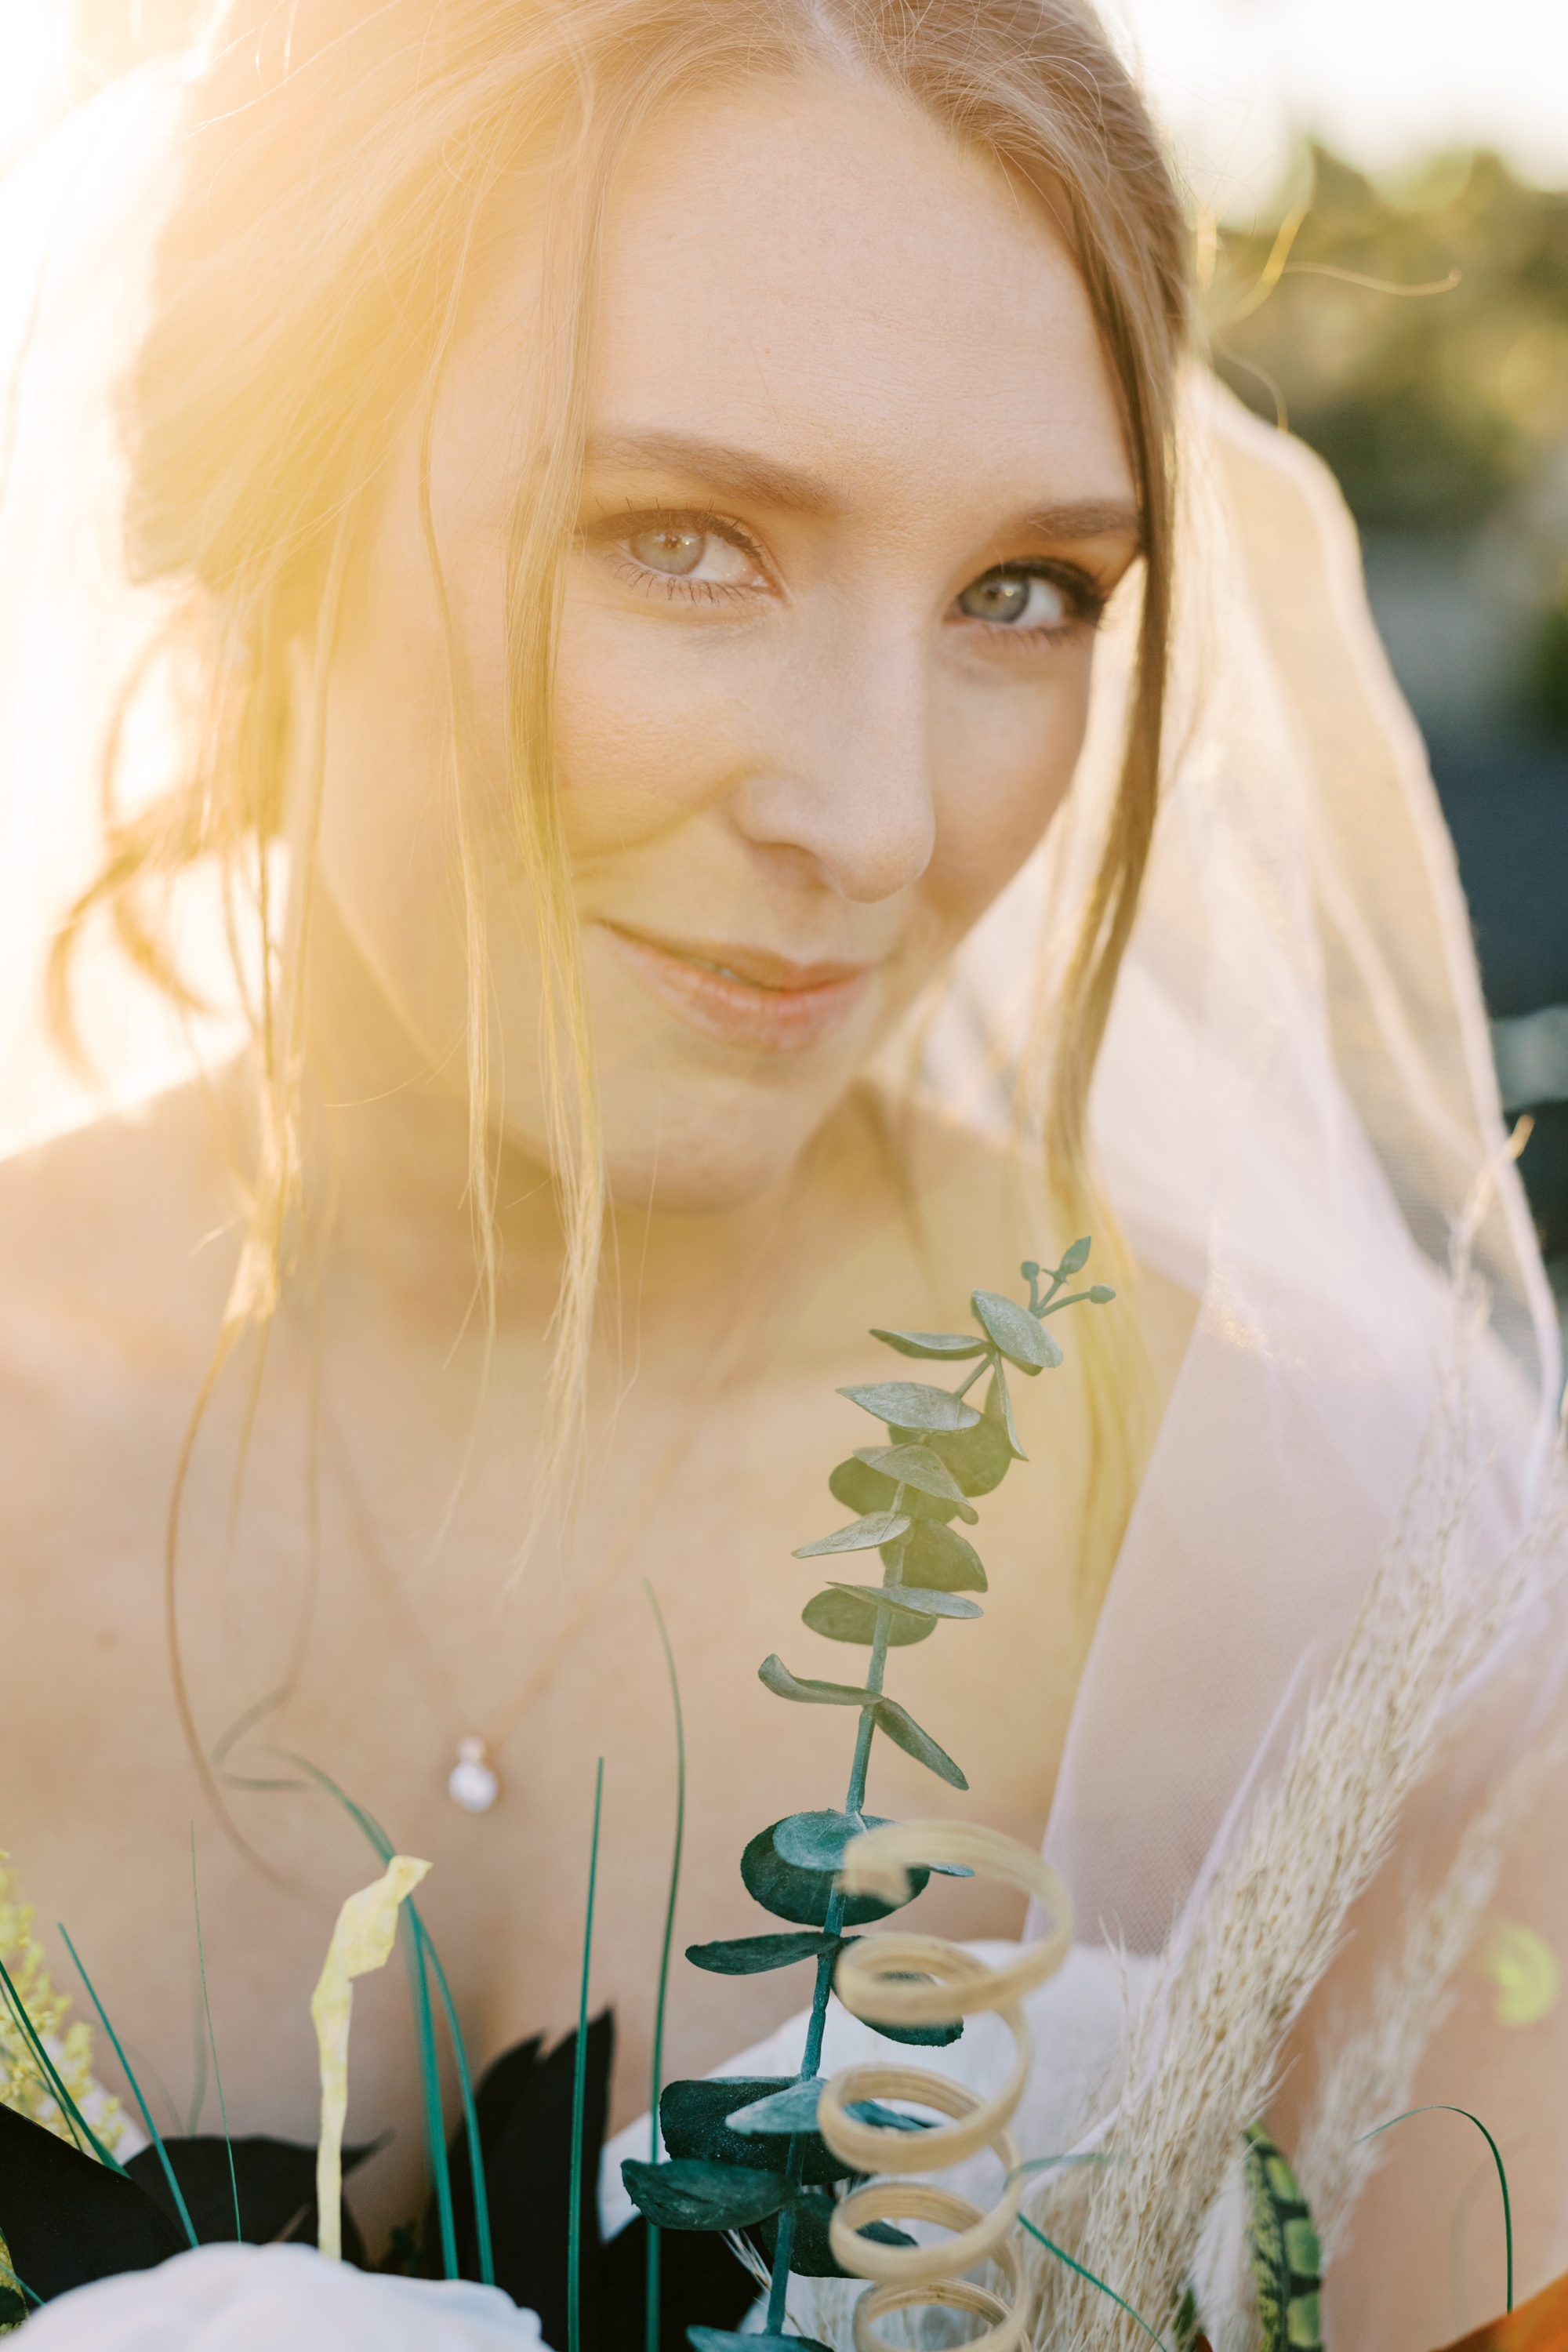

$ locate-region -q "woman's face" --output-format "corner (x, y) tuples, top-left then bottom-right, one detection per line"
(319, 68), (1139, 1212)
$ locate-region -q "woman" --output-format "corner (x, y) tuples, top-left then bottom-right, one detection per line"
(0, 4), (1561, 2347)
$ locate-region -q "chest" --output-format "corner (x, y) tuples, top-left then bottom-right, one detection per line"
(1, 1310), (1094, 2239)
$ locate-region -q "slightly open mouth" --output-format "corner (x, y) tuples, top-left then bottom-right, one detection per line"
(601, 924), (877, 1054)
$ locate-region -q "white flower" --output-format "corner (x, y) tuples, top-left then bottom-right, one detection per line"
(16, 2243), (551, 2350)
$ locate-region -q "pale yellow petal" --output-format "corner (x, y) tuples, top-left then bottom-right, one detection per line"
(311, 1855), (430, 2258)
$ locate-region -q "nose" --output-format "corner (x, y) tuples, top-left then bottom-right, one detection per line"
(729, 620), (935, 905)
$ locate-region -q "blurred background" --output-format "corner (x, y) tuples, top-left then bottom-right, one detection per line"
(2, 0), (1565, 1328)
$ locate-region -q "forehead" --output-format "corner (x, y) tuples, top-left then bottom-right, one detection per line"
(584, 67), (1132, 518)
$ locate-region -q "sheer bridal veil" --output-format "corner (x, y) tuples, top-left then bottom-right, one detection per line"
(2, 56), (1566, 2344)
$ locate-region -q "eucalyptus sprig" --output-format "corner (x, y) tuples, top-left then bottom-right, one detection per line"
(622, 1248), (1112, 2350)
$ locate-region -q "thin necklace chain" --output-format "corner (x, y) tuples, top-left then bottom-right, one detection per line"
(321, 1232), (793, 1811)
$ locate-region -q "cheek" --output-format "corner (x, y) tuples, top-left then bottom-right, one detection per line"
(552, 588), (743, 855)
(925, 648), (1094, 922)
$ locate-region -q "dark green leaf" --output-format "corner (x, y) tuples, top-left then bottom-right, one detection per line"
(829, 1456), (962, 1524)
(684, 1930), (844, 1976)
(741, 1820), (925, 1928)
(621, 2156), (786, 2232)
(888, 1520), (987, 1592)
(689, 2336), (835, 2351)
(728, 2083), (933, 2137)
(793, 1511), (910, 1558)
(874, 1696), (968, 1790)
(869, 1328), (987, 1360)
(803, 1588), (935, 1646)
(725, 2079), (823, 2135)
(862, 2014), (965, 2048)
(986, 1365), (1027, 1461)
(754, 2190), (916, 2278)
(971, 1288), (1061, 1372)
(829, 1582), (982, 1622)
(660, 2078), (847, 2189)
(838, 1382), (980, 1432)
(689, 2335), (835, 2351)
(1059, 1237), (1092, 1274)
(773, 1809), (897, 1871)
(758, 1653), (869, 1708)
(854, 1443), (978, 1521)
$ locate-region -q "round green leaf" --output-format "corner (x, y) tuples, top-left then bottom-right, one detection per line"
(690, 2336), (835, 2351)
(725, 2079), (824, 2136)
(803, 1588), (934, 1646)
(854, 1443), (978, 1521)
(887, 1520), (986, 1592)
(793, 1511), (910, 1559)
(863, 2013), (965, 2049)
(829, 1456), (961, 1524)
(873, 1696), (967, 1789)
(772, 1809), (892, 1871)
(984, 1366), (1027, 1462)
(620, 2155), (786, 2231)
(753, 2188), (916, 2278)
(838, 1381), (981, 1432)
(684, 1930), (843, 1976)
(971, 1287), (1062, 1371)
(829, 1581), (982, 1621)
(869, 1328), (986, 1360)
(659, 2077), (847, 2188)
(896, 1403), (1011, 1497)
(740, 1818), (927, 1928)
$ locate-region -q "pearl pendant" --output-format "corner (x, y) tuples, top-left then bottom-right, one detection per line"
(448, 1737), (500, 1814)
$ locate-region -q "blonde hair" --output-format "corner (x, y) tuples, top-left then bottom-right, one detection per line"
(53, 0), (1189, 1574)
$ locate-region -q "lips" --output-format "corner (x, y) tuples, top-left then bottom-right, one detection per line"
(601, 924), (877, 1054)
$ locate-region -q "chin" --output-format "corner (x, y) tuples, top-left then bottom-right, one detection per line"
(603, 1137), (803, 1217)
(598, 1080), (838, 1216)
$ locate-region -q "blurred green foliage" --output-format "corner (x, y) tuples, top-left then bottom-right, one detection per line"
(1212, 149), (1568, 734)
(1213, 147), (1568, 527)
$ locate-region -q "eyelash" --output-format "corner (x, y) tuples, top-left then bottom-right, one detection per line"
(590, 505), (1109, 640)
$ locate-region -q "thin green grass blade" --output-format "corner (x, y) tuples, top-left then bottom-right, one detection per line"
(277, 1753), (475, 2281)
(1018, 2216), (1171, 2352)
(411, 1915), (492, 2285)
(57, 1926), (199, 2249)
(0, 1953), (122, 2172)
(569, 1759), (605, 2352)
(0, 2256), (42, 2310)
(405, 1915), (458, 2279)
(190, 1828), (241, 2241)
(644, 1583), (687, 2352)
(1358, 2104), (1513, 2311)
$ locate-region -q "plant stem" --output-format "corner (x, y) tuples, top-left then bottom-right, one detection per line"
(764, 1522), (906, 2333)
(645, 1585), (687, 2352)
(568, 1759), (605, 2352)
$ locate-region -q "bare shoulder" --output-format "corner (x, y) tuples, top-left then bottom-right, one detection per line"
(0, 1074), (244, 1406)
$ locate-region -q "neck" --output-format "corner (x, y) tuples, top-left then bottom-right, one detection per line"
(294, 893), (813, 1352)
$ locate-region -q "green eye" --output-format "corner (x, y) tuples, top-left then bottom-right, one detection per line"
(629, 525), (707, 575)
(956, 569), (1069, 628)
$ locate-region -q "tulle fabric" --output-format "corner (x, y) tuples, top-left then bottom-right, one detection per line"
(2, 67), (1566, 2352)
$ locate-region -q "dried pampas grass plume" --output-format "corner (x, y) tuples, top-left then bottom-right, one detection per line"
(1048, 1243), (1566, 2350)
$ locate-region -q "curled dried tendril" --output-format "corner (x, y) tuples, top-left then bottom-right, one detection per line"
(818, 1820), (1072, 2352)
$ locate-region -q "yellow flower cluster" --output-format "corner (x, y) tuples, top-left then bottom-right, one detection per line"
(0, 1852), (127, 2156)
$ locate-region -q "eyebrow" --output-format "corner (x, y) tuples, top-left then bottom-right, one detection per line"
(583, 430), (1143, 549)
(583, 430), (839, 517)
(1018, 499), (1143, 548)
